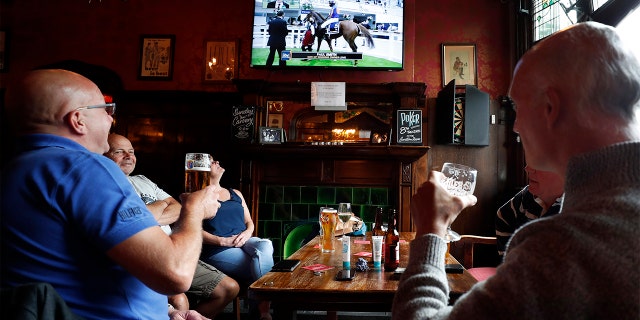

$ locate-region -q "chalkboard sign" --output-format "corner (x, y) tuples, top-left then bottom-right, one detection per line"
(231, 105), (256, 144)
(396, 109), (423, 145)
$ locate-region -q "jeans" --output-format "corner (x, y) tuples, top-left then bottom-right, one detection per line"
(201, 237), (274, 286)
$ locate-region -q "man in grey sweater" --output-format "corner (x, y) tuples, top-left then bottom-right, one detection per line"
(393, 21), (640, 319)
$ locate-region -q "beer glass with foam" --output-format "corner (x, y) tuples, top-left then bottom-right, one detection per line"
(184, 153), (212, 193)
(319, 207), (338, 253)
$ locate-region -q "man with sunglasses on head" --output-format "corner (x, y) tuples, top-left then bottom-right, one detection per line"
(1, 69), (219, 320)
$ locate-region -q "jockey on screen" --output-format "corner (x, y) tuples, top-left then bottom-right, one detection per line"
(320, 0), (340, 32)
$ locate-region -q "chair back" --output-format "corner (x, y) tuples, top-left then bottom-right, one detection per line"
(283, 223), (315, 259)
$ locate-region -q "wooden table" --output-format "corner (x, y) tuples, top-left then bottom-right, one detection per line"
(248, 232), (478, 318)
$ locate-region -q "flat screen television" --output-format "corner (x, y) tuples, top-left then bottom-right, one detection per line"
(251, 0), (405, 71)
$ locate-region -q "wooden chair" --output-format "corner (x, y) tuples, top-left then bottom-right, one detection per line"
(232, 287), (246, 320)
(453, 235), (498, 281)
(233, 224), (316, 320)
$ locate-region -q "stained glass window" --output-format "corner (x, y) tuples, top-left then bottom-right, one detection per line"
(532, 0), (610, 41)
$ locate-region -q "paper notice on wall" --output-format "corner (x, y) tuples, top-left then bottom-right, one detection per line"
(311, 82), (347, 110)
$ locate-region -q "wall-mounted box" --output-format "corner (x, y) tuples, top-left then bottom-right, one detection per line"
(435, 79), (489, 146)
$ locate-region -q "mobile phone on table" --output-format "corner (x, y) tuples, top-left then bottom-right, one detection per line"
(270, 259), (301, 272)
(335, 269), (357, 281)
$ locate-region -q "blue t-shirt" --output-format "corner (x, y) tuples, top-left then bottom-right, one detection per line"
(1, 134), (167, 320)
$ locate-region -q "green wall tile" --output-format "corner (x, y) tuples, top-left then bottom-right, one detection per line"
(335, 187), (353, 204)
(258, 202), (275, 221)
(300, 186), (318, 204)
(273, 203), (292, 220)
(370, 188), (389, 205)
(263, 220), (282, 239)
(318, 187), (336, 205)
(353, 187), (370, 205)
(351, 204), (363, 218)
(257, 185), (389, 262)
(291, 204), (310, 220)
(265, 185), (284, 203)
(283, 186), (301, 203)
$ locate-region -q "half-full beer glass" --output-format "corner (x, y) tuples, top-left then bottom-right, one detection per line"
(184, 153), (212, 193)
(319, 207), (338, 253)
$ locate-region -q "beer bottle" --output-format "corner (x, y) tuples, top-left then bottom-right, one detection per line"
(384, 208), (399, 271)
(372, 207), (386, 263)
(372, 207), (386, 237)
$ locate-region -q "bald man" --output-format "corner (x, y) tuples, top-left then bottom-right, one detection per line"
(106, 133), (240, 318)
(393, 22), (640, 319)
(1, 69), (220, 320)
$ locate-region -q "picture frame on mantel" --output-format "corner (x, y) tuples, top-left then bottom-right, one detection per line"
(441, 43), (477, 87)
(138, 34), (175, 80)
(203, 40), (238, 83)
(258, 126), (284, 144)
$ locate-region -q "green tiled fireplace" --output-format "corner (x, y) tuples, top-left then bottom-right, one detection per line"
(258, 185), (392, 262)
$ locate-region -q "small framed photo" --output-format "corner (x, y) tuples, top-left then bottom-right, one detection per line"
(259, 126), (284, 144)
(441, 43), (477, 87)
(203, 40), (238, 83)
(138, 34), (175, 80)
(268, 113), (284, 128)
(369, 131), (390, 145)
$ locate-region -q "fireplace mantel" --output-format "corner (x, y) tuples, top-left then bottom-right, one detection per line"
(235, 81), (428, 233)
(237, 144), (429, 162)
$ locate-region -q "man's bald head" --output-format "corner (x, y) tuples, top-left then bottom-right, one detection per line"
(5, 69), (104, 134)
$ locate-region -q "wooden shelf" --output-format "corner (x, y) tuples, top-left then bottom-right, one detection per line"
(237, 144), (430, 162)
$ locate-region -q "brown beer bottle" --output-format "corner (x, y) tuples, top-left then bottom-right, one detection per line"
(384, 208), (399, 271)
(372, 207), (386, 262)
(372, 207), (386, 237)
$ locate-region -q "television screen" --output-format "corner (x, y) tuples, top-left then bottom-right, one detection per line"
(251, 0), (404, 70)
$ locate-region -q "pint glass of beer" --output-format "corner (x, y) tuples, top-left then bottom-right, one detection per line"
(319, 207), (338, 253)
(184, 153), (212, 193)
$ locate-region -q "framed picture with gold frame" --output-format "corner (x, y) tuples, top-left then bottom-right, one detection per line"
(268, 113), (284, 128)
(203, 40), (238, 83)
(441, 43), (477, 87)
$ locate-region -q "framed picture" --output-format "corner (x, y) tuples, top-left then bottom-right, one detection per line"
(0, 30), (7, 72)
(268, 113), (284, 128)
(203, 40), (238, 83)
(259, 126), (284, 144)
(441, 43), (477, 87)
(138, 34), (175, 80)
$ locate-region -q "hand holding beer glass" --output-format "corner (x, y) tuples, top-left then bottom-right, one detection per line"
(319, 207), (338, 253)
(185, 153), (212, 193)
(440, 162), (477, 243)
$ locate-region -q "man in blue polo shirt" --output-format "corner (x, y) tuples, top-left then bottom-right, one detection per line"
(1, 69), (220, 320)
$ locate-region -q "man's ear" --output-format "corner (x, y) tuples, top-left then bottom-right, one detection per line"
(544, 87), (561, 130)
(66, 111), (87, 134)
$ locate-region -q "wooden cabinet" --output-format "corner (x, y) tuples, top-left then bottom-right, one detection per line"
(435, 79), (490, 146)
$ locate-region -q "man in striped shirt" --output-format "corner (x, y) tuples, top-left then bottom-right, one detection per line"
(495, 165), (564, 256)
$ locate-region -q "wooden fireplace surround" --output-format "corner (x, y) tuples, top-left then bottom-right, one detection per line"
(234, 81), (429, 232)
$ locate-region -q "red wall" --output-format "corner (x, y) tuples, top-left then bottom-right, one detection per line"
(0, 0), (511, 99)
